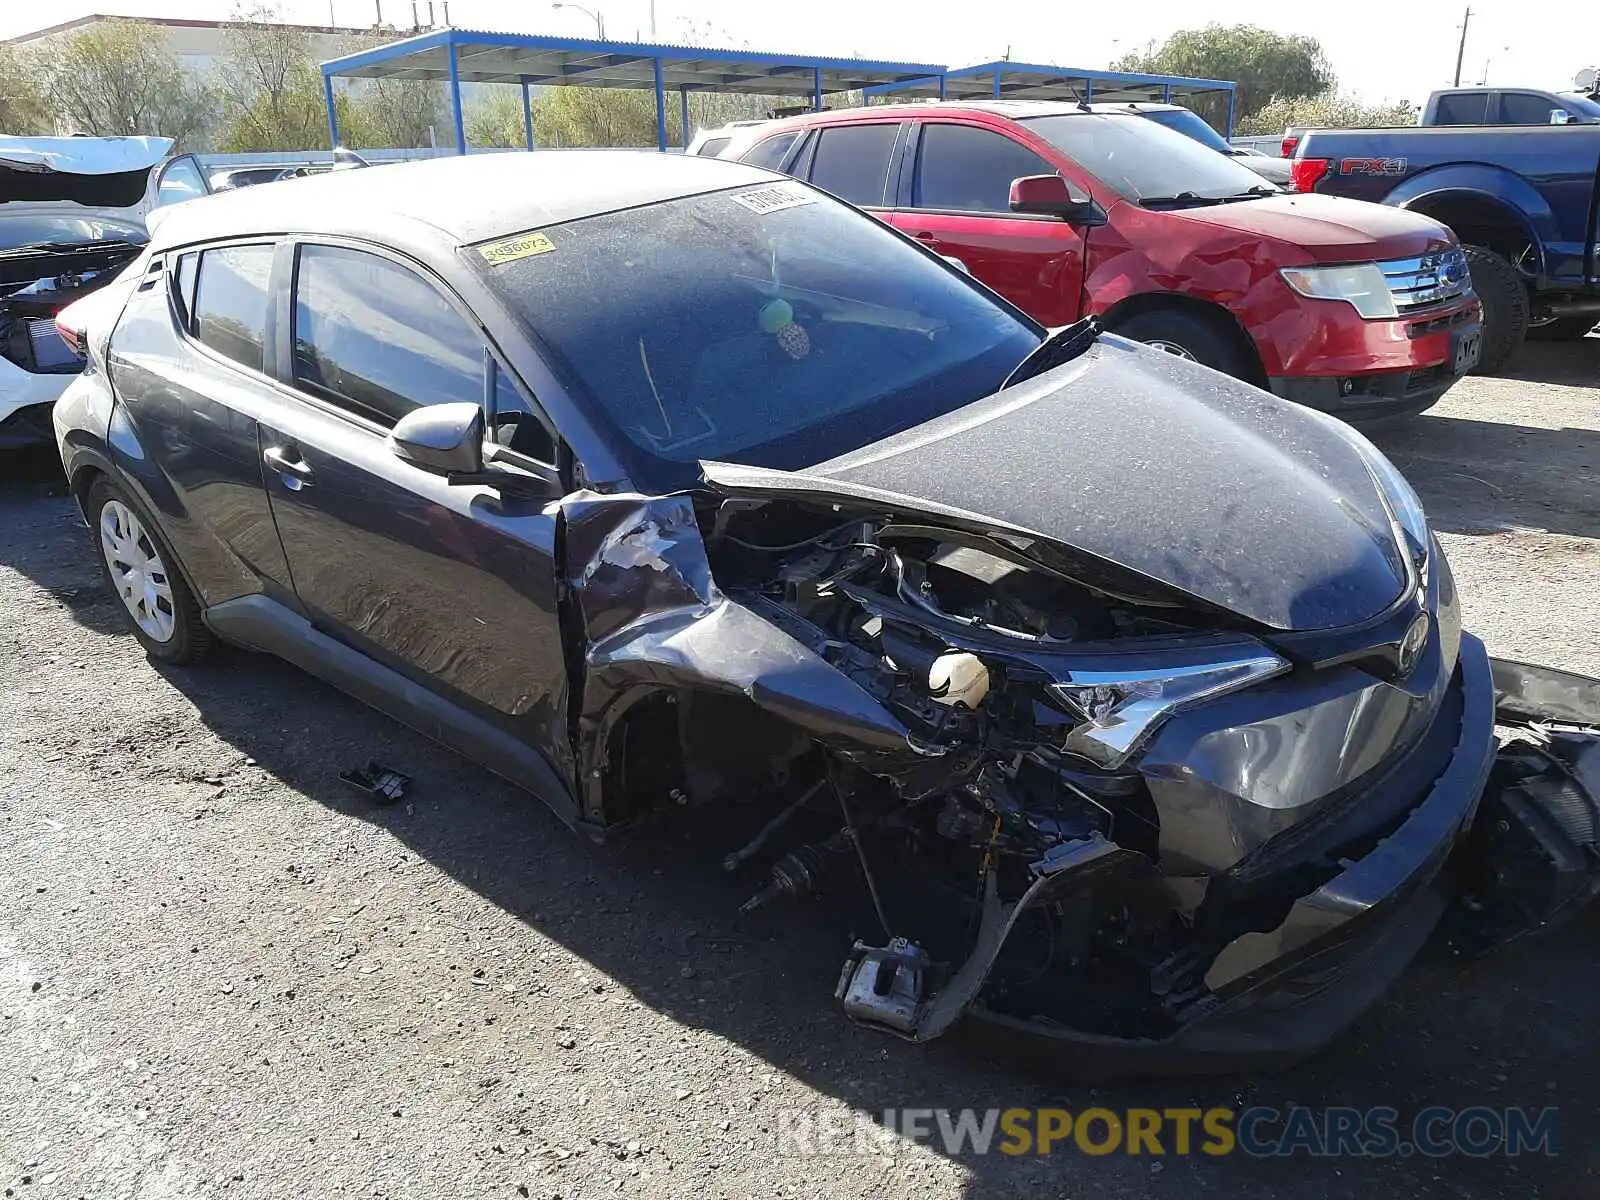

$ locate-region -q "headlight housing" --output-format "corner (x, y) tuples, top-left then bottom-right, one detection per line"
(1280, 263), (1398, 319)
(1049, 646), (1290, 769)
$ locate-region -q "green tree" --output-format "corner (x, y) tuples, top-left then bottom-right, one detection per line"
(0, 44), (52, 134)
(213, 4), (339, 152)
(39, 19), (211, 144)
(351, 75), (446, 149)
(1118, 24), (1335, 127)
(1235, 92), (1416, 137)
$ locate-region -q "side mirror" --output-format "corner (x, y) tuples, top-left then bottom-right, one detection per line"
(390, 402), (485, 476)
(1550, 109), (1577, 125)
(1009, 174), (1103, 224)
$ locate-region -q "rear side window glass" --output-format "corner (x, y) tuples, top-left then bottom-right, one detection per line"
(808, 124), (898, 206)
(741, 131), (800, 171)
(1499, 92), (1561, 124)
(291, 244), (482, 427)
(192, 244), (273, 372)
(915, 123), (1056, 213)
(1433, 92), (1490, 124)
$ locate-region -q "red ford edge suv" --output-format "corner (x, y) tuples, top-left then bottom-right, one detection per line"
(729, 102), (1484, 420)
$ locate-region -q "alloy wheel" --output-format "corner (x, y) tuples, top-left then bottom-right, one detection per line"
(99, 500), (176, 643)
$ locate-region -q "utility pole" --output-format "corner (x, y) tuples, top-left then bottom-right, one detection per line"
(1453, 6), (1472, 87)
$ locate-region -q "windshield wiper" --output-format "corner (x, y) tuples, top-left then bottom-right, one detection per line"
(0, 238), (145, 260)
(1136, 191), (1224, 209)
(1002, 316), (1100, 390)
(1218, 185), (1280, 201)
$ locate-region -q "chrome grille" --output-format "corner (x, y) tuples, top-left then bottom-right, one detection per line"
(1381, 248), (1471, 312)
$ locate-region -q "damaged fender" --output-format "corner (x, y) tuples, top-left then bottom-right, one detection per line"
(560, 492), (915, 825)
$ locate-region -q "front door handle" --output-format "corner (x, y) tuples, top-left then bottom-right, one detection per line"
(911, 230), (938, 242)
(263, 445), (314, 490)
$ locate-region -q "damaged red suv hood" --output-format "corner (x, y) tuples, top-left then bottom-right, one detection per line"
(703, 338), (1410, 632)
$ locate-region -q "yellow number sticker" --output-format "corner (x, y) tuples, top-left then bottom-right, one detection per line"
(478, 232), (556, 266)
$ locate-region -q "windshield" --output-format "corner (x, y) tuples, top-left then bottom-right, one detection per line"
(1138, 107), (1233, 155)
(0, 213), (147, 252)
(475, 183), (1041, 492)
(1557, 93), (1600, 120)
(1021, 113), (1272, 202)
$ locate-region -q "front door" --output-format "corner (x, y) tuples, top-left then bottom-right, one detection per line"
(257, 240), (571, 760)
(888, 121), (1088, 328)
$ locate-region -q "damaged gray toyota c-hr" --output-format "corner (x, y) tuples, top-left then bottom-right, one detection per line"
(52, 150), (1600, 1076)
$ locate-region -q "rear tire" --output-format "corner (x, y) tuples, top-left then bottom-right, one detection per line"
(88, 477), (212, 665)
(1109, 309), (1253, 380)
(1526, 315), (1597, 342)
(1461, 246), (1529, 374)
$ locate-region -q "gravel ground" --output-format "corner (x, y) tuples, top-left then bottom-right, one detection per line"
(3, 337), (1598, 1200)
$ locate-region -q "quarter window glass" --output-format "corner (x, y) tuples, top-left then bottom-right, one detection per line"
(741, 131), (800, 172)
(808, 124), (898, 206)
(490, 364), (558, 463)
(173, 253), (199, 328)
(192, 244), (273, 372)
(292, 244), (481, 427)
(1433, 93), (1489, 124)
(915, 124), (1056, 213)
(1499, 92), (1561, 124)
(696, 137), (731, 158)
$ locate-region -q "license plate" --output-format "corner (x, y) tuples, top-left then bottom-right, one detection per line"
(1452, 329), (1482, 374)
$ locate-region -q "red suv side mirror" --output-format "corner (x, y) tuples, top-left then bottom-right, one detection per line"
(1009, 174), (1102, 225)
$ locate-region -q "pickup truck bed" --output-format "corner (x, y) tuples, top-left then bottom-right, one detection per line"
(1291, 124), (1600, 370)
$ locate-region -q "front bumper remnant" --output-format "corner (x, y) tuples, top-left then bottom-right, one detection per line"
(838, 640), (1600, 1076)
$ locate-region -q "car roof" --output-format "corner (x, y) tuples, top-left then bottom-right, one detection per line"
(149, 149), (779, 251)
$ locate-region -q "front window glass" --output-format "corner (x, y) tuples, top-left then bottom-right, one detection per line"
(292, 244), (482, 427)
(1021, 113), (1272, 203)
(473, 184), (1039, 493)
(155, 157), (208, 206)
(914, 123), (1056, 213)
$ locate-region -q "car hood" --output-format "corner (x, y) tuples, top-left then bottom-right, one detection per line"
(0, 136), (171, 212)
(1164, 192), (1454, 264)
(702, 338), (1410, 632)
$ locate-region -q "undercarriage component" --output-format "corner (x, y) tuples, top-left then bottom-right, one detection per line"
(738, 835), (847, 913)
(835, 937), (933, 1034)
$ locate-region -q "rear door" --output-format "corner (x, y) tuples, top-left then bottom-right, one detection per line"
(796, 121), (903, 214)
(888, 120), (1087, 327)
(256, 238), (573, 759)
(106, 241), (298, 607)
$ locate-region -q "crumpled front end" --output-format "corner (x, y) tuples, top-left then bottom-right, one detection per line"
(558, 474), (1600, 1077)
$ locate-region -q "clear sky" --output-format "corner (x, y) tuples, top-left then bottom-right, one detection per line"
(4, 0), (1597, 107)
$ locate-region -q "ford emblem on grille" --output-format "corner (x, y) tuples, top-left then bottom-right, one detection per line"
(1398, 612), (1431, 678)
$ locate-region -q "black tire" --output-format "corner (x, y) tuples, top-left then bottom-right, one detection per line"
(87, 476), (212, 665)
(1461, 245), (1529, 374)
(1109, 309), (1253, 380)
(1526, 315), (1597, 342)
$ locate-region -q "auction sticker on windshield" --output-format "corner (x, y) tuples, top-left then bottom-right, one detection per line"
(478, 231), (556, 266)
(730, 182), (816, 215)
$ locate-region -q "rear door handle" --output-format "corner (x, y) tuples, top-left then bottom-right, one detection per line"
(263, 445), (314, 489)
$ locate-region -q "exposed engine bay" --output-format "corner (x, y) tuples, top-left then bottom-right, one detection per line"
(0, 254), (137, 374)
(563, 486), (1600, 1073)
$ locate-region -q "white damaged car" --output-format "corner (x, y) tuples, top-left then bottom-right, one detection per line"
(0, 136), (207, 449)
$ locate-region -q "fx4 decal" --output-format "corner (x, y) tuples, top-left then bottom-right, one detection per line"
(1339, 157), (1409, 177)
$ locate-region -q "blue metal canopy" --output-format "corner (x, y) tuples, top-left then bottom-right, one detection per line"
(320, 29), (946, 154)
(865, 61), (1240, 136)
